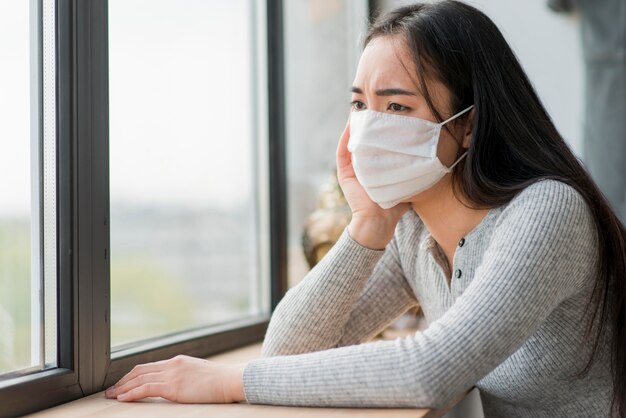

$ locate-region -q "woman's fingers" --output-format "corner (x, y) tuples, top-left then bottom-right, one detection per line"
(105, 371), (164, 399)
(336, 118), (355, 181)
(117, 382), (172, 402)
(111, 359), (168, 389)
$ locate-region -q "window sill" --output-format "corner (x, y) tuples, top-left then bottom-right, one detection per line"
(26, 340), (467, 418)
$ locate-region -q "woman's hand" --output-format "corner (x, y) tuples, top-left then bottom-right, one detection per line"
(104, 355), (247, 404)
(336, 117), (410, 249)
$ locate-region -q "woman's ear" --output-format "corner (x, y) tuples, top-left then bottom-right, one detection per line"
(461, 108), (474, 149)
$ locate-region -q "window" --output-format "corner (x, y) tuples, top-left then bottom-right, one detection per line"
(0, 1), (288, 416)
(0, 0), (57, 378)
(108, 0), (271, 351)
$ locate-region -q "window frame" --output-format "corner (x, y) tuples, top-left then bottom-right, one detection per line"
(0, 0), (288, 416)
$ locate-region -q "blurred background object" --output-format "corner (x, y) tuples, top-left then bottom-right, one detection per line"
(548, 0), (626, 223)
(301, 172), (352, 269)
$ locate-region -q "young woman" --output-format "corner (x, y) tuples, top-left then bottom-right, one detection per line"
(105, 1), (626, 416)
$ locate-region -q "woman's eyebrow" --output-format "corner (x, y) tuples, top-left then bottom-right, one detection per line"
(351, 86), (417, 96)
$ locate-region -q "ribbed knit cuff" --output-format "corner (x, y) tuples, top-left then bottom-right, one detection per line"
(338, 224), (387, 254)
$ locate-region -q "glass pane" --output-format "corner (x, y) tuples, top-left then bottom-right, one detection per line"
(0, 0), (57, 376)
(109, 0), (269, 349)
(283, 0), (366, 288)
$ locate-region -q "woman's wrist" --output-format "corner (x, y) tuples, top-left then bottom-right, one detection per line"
(225, 362), (247, 403)
(347, 217), (395, 250)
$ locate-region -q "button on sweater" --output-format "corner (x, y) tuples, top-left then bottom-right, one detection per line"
(242, 179), (614, 417)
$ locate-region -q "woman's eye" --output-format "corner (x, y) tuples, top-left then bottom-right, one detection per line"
(388, 103), (409, 112)
(351, 100), (366, 111)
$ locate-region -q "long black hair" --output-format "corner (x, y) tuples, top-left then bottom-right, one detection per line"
(364, 2), (626, 416)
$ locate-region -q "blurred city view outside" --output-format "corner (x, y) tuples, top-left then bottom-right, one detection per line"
(2, 0), (57, 375)
(1, 0), (266, 369)
(109, 0), (266, 348)
(110, 204), (259, 346)
(0, 2), (33, 374)
(0, 220), (30, 374)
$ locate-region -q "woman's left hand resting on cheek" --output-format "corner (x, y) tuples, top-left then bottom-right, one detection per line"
(104, 355), (247, 403)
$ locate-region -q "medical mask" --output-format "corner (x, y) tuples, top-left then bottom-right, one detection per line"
(347, 105), (474, 209)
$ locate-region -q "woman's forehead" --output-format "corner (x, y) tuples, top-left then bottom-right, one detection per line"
(353, 36), (418, 91)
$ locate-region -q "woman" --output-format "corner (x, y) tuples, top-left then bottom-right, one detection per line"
(105, 1), (626, 416)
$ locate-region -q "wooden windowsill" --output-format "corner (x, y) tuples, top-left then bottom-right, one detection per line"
(27, 332), (467, 417)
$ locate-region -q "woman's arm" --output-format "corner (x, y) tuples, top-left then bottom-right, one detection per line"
(261, 221), (419, 358)
(104, 220), (419, 404)
(241, 180), (599, 408)
(259, 116), (420, 358)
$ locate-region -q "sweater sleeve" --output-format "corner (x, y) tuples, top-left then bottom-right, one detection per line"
(260, 223), (419, 358)
(242, 180), (599, 408)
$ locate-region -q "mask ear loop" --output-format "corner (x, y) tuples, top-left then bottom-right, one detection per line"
(441, 105), (474, 171)
(447, 150), (468, 171)
(439, 105), (474, 126)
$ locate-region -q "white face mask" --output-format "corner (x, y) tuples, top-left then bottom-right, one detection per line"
(347, 105), (474, 209)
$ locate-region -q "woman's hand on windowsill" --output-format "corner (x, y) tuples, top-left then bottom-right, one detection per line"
(104, 355), (247, 404)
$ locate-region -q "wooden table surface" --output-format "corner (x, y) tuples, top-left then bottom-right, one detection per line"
(27, 339), (466, 417)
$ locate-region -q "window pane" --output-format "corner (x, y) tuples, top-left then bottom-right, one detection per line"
(109, 0), (270, 349)
(283, 0), (366, 288)
(0, 0), (57, 376)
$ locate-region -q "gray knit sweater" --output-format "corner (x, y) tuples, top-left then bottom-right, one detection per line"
(241, 179), (614, 417)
